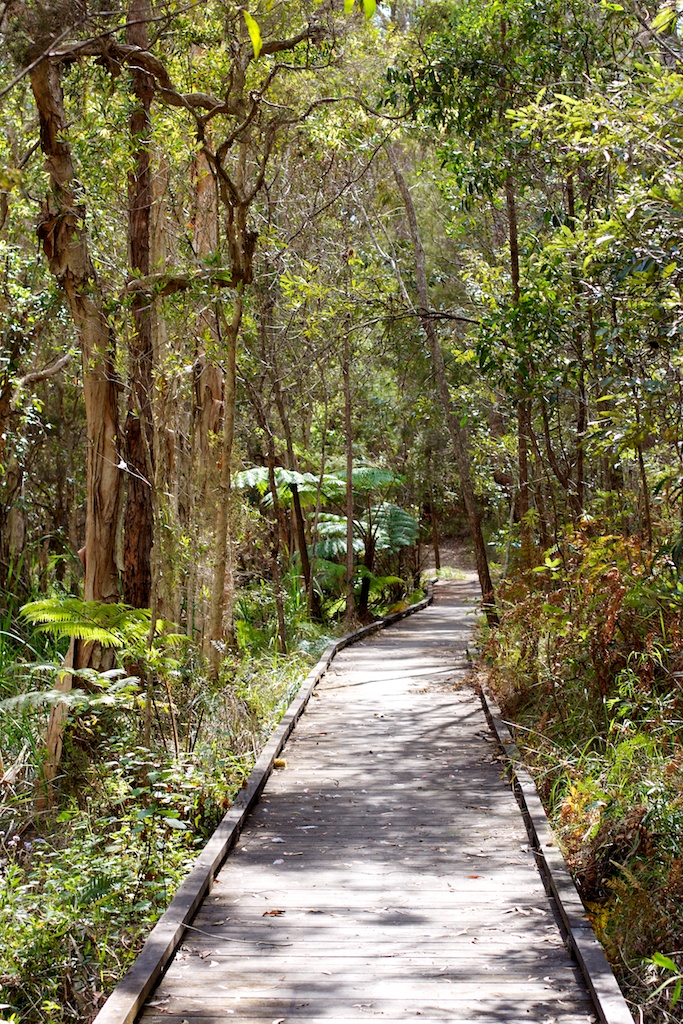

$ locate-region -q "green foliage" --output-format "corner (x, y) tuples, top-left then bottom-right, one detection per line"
(483, 526), (683, 1020)
(19, 599), (176, 650)
(0, 745), (251, 1023)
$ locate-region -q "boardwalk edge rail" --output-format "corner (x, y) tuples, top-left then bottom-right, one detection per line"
(93, 582), (438, 1024)
(479, 686), (635, 1024)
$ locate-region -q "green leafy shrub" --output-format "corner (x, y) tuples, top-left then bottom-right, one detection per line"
(482, 525), (683, 1021)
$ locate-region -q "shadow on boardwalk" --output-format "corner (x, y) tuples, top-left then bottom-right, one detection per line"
(139, 579), (596, 1024)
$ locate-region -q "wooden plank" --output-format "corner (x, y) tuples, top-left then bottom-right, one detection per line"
(143, 1015), (594, 1024)
(141, 994), (595, 1015)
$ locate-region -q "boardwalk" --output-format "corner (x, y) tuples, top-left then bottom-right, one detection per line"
(139, 578), (596, 1024)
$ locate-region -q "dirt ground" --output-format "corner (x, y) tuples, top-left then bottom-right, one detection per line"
(421, 536), (477, 573)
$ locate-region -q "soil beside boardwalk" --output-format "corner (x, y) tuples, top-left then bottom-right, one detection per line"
(139, 578), (596, 1023)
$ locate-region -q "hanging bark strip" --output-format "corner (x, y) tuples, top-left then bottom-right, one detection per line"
(386, 144), (497, 623)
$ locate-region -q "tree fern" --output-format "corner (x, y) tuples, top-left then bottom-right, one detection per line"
(371, 503), (419, 553)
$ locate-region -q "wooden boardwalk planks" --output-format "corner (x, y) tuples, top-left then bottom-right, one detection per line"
(137, 577), (602, 1024)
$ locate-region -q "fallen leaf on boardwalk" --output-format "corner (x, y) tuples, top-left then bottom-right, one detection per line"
(271, 837), (285, 843)
(468, 874), (481, 879)
(199, 950), (216, 959)
(273, 758), (287, 768)
(273, 859), (284, 864)
(263, 909), (285, 916)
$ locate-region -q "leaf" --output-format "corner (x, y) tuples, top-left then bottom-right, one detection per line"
(344, 0), (354, 10)
(362, 0), (376, 15)
(243, 10), (262, 59)
(162, 817), (188, 830)
(651, 5), (677, 33)
(651, 952), (679, 973)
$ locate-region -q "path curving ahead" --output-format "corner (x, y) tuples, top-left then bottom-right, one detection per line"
(139, 578), (596, 1024)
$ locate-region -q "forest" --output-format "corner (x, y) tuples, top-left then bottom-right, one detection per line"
(1, 0), (683, 1020)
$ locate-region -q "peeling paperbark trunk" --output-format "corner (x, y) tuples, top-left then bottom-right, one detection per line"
(123, 0), (155, 608)
(192, 148), (224, 476)
(387, 145), (497, 622)
(31, 60), (121, 608)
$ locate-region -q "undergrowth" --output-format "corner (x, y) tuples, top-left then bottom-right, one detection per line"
(0, 599), (337, 1024)
(482, 524), (683, 1022)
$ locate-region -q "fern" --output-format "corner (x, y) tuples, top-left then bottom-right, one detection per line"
(336, 466), (402, 493)
(314, 514), (364, 559)
(76, 872), (116, 908)
(235, 466), (321, 506)
(371, 503), (419, 553)
(19, 598), (178, 650)
(1, 670), (141, 715)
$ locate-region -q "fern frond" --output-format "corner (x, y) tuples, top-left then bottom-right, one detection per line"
(20, 598), (153, 648)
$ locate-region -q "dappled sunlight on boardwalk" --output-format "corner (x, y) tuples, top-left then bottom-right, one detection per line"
(139, 578), (595, 1024)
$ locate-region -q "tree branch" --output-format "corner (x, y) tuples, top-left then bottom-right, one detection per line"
(123, 268), (236, 297)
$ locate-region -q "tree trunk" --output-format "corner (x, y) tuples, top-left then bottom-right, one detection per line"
(387, 144), (497, 622)
(290, 482), (317, 615)
(242, 371), (288, 654)
(431, 502), (441, 571)
(267, 441), (288, 654)
(31, 60), (121, 609)
(123, 0), (155, 608)
(567, 175), (587, 511)
(31, 58), (123, 801)
(504, 172), (532, 570)
(344, 329), (355, 624)
(425, 444), (441, 571)
(207, 291), (242, 680)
